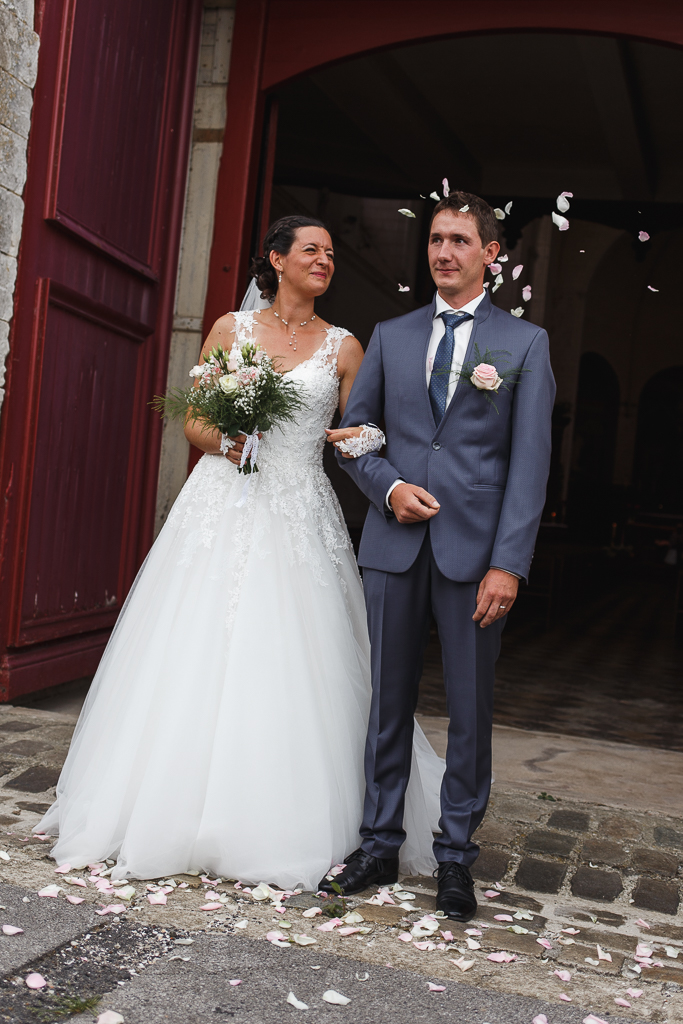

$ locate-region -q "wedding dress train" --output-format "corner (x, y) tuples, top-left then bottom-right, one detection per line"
(37, 313), (445, 890)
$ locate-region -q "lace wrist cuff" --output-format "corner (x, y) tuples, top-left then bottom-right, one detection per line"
(335, 424), (386, 458)
(220, 434), (236, 454)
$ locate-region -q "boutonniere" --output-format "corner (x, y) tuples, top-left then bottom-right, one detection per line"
(435, 345), (529, 413)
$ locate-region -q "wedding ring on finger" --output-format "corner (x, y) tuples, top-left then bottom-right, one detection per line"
(499, 605), (506, 610)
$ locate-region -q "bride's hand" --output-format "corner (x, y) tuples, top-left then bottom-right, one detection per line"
(222, 432), (262, 466)
(325, 426), (364, 459)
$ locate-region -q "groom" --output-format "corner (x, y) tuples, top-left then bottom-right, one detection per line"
(321, 191), (555, 921)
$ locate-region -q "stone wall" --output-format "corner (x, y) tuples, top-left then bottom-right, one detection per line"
(0, 0), (38, 409)
(154, 0), (235, 536)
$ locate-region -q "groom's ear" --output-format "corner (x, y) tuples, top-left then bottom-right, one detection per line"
(483, 239), (500, 265)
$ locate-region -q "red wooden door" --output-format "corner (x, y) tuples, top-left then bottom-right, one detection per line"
(0, 0), (202, 699)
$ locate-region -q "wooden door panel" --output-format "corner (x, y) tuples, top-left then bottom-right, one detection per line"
(17, 283), (149, 643)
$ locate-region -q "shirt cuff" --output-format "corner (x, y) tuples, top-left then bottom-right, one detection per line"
(386, 479), (404, 511)
(490, 566), (523, 580)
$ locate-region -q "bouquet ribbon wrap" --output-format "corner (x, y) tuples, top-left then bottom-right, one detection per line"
(236, 427), (260, 507)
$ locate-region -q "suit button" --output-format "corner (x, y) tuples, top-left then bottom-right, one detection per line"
(432, 441), (441, 451)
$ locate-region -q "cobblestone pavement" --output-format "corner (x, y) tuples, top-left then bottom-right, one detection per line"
(0, 704), (681, 1022)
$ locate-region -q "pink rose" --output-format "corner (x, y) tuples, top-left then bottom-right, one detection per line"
(471, 363), (503, 392)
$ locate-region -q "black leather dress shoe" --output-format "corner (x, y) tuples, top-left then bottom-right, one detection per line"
(317, 848), (399, 896)
(435, 862), (477, 922)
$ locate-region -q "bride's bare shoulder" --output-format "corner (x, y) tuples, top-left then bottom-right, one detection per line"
(201, 312), (239, 356)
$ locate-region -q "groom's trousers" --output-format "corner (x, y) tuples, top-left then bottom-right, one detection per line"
(360, 532), (504, 866)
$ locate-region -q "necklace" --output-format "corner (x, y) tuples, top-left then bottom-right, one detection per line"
(271, 307), (316, 351)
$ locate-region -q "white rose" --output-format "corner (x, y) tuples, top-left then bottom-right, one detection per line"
(189, 364), (205, 378)
(218, 374), (239, 395)
(471, 363), (503, 392)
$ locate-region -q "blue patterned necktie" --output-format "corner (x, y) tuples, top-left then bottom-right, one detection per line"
(428, 310), (474, 424)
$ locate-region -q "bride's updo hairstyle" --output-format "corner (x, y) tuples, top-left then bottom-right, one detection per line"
(250, 215), (328, 299)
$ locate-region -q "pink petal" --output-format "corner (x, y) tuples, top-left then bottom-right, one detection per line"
(626, 988), (643, 998)
(229, 980), (242, 986)
(522, 285), (532, 302)
(201, 876), (218, 886)
(561, 927), (580, 935)
(442, 178), (450, 198)
(635, 919), (650, 929)
(560, 994), (572, 1002)
(54, 863), (71, 874)
(465, 928), (482, 936)
(615, 999), (631, 1007)
(536, 938), (552, 949)
(25, 973), (47, 989)
(337, 927), (360, 936)
(33, 834), (51, 841)
(636, 944), (652, 957)
(647, 285), (659, 292)
(583, 1016), (609, 1024)
(398, 933), (412, 943)
(554, 970), (571, 982)
(440, 930), (454, 942)
(2, 925), (23, 935)
(483, 890), (500, 898)
(37, 886), (61, 897)
(487, 951), (516, 963)
(413, 940), (436, 951)
(512, 264), (523, 280)
(200, 903), (222, 911)
(489, 263), (502, 275)
(638, 231), (650, 242)
(533, 1016), (548, 1024)
(302, 907), (321, 918)
(317, 918), (342, 932)
(67, 878), (87, 888)
(66, 895), (85, 904)
(494, 914), (513, 922)
(147, 893), (167, 906)
(95, 904), (126, 916)
(428, 983), (446, 992)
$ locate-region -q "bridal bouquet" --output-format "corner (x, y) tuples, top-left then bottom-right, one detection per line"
(153, 342), (304, 474)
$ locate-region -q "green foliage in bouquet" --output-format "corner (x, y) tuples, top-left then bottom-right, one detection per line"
(152, 342), (305, 473)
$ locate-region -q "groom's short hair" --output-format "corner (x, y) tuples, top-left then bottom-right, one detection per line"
(430, 192), (499, 247)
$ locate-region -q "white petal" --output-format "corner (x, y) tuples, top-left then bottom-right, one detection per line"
(522, 285), (532, 302)
(552, 212), (569, 231)
(505, 201), (513, 214)
(494, 208), (506, 220)
(556, 196), (570, 213)
(647, 285), (659, 292)
(442, 178), (450, 197)
(398, 209), (416, 218)
(291, 934), (317, 946)
(398, 284), (411, 292)
(97, 1014), (125, 1024)
(459, 204), (469, 212)
(287, 992), (309, 1010)
(430, 192), (440, 201)
(322, 990), (351, 1005)
(498, 254), (508, 262)
(511, 307), (524, 317)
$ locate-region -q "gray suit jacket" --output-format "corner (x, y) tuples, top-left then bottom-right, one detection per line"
(337, 292), (556, 582)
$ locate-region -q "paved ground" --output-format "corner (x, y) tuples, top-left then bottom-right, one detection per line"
(0, 703), (682, 1022)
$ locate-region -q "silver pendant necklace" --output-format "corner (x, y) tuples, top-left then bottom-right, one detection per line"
(271, 308), (316, 351)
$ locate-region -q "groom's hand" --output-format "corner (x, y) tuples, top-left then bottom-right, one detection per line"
(473, 569), (519, 628)
(389, 483), (440, 523)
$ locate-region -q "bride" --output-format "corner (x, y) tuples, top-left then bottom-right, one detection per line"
(36, 215), (444, 890)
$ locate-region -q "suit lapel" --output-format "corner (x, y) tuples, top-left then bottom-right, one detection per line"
(433, 291), (493, 438)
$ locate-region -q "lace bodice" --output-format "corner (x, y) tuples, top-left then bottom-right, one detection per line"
(166, 312), (354, 627)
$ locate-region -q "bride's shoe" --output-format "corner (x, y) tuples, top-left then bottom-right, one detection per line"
(318, 848), (399, 896)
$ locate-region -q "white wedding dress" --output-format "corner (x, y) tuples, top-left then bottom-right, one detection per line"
(37, 313), (445, 890)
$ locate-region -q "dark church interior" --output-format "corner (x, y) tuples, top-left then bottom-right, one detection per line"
(267, 31), (683, 751)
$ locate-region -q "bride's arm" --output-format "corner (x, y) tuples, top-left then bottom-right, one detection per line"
(337, 334), (364, 417)
(183, 314), (247, 465)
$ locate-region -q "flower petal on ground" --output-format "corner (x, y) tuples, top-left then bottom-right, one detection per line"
(597, 945), (612, 961)
(234, 920), (248, 929)
(554, 970), (571, 982)
(323, 990), (351, 1005)
(229, 980), (242, 987)
(560, 994), (572, 1001)
(2, 925), (23, 935)
(66, 895), (85, 904)
(512, 264), (523, 280)
(54, 863), (71, 873)
(635, 920), (650, 928)
(97, 1014), (124, 1024)
(533, 1015), (548, 1024)
(428, 983), (446, 991)
(292, 934), (317, 946)
(536, 938), (552, 949)
(96, 904), (126, 916)
(583, 1016), (608, 1024)
(615, 999), (631, 1007)
(665, 946), (680, 958)
(287, 992), (309, 1010)
(199, 903), (222, 911)
(38, 885), (62, 898)
(398, 932), (412, 943)
(552, 212), (569, 231)
(465, 928), (482, 936)
(413, 940), (437, 951)
(317, 918), (342, 932)
(266, 931), (290, 947)
(522, 285), (532, 301)
(25, 973), (47, 989)
(487, 951), (516, 963)
(449, 957), (474, 971)
(561, 927), (580, 934)
(116, 886), (136, 901)
(638, 231), (650, 241)
(63, 877), (87, 887)
(147, 893), (167, 906)
(626, 988), (643, 998)
(483, 890), (500, 898)
(302, 907), (321, 918)
(466, 938), (481, 949)
(398, 209), (416, 218)
(584, 957), (600, 966)
(440, 930), (454, 942)
(636, 944), (652, 957)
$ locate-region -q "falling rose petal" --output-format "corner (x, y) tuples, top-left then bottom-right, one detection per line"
(536, 938), (552, 949)
(229, 980), (242, 986)
(96, 1014), (124, 1024)
(626, 988), (643, 998)
(287, 992), (309, 1010)
(556, 194), (571, 213)
(494, 208), (506, 220)
(398, 284), (411, 292)
(147, 893), (167, 906)
(505, 201), (513, 214)
(498, 254), (509, 262)
(199, 903), (222, 911)
(398, 209), (416, 218)
(533, 1016), (548, 1024)
(66, 895), (85, 904)
(440, 930), (454, 942)
(442, 178), (450, 197)
(512, 264), (523, 280)
(511, 307), (525, 317)
(459, 204), (469, 212)
(2, 925), (23, 935)
(25, 973), (47, 989)
(552, 212), (569, 231)
(54, 863), (71, 874)
(302, 907), (321, 918)
(487, 951), (516, 963)
(615, 999), (631, 1008)
(554, 970), (571, 982)
(489, 263), (502, 275)
(638, 231), (650, 242)
(596, 945), (612, 962)
(522, 285), (532, 301)
(636, 919), (650, 928)
(449, 957), (474, 972)
(560, 994), (572, 1002)
(483, 890), (500, 898)
(428, 983), (446, 992)
(322, 990), (351, 1006)
(430, 192), (440, 201)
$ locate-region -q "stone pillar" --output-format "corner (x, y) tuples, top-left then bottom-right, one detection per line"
(0, 0), (39, 409)
(154, 0), (235, 536)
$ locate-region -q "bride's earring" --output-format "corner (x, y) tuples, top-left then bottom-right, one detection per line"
(278, 272), (282, 283)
